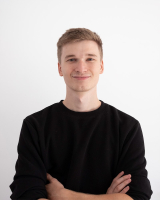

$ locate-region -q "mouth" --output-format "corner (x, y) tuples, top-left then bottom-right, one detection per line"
(73, 76), (90, 80)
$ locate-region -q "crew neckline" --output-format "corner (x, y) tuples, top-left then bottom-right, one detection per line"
(59, 99), (105, 117)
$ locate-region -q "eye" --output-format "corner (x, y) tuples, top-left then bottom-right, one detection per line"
(87, 58), (94, 61)
(68, 58), (76, 62)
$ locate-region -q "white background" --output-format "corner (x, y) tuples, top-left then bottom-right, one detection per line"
(0, 0), (159, 199)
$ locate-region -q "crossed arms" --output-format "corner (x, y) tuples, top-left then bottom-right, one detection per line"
(38, 171), (133, 200)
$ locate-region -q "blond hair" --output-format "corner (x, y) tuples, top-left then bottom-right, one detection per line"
(57, 28), (103, 64)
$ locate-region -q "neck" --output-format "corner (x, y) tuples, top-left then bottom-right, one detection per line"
(63, 87), (101, 112)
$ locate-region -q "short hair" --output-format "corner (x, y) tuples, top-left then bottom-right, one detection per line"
(57, 28), (103, 64)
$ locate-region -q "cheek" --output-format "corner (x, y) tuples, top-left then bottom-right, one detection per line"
(92, 71), (100, 81)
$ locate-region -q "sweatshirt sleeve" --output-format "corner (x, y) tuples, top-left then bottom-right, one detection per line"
(9, 118), (48, 200)
(115, 120), (153, 200)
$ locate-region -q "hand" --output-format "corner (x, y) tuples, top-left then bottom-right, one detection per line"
(106, 171), (132, 194)
(45, 173), (67, 200)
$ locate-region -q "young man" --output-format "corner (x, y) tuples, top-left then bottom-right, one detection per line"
(10, 28), (153, 200)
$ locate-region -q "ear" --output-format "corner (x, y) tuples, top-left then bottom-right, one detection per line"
(58, 62), (63, 77)
(99, 60), (104, 74)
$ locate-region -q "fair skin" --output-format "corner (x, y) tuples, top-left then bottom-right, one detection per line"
(38, 40), (133, 199)
(58, 40), (103, 112)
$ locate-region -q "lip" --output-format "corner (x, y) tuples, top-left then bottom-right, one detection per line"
(73, 76), (90, 80)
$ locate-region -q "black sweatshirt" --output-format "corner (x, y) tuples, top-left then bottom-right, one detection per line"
(9, 100), (153, 200)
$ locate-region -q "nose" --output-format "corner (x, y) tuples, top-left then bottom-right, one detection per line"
(75, 60), (87, 73)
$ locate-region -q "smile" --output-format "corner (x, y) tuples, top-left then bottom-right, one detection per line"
(73, 77), (90, 80)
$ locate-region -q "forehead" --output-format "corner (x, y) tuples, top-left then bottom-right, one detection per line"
(61, 40), (100, 57)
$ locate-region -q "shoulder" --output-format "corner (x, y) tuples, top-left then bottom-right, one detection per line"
(105, 102), (138, 121)
(103, 102), (140, 132)
(24, 102), (60, 126)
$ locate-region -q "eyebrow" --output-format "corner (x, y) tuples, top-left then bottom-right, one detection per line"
(65, 54), (97, 60)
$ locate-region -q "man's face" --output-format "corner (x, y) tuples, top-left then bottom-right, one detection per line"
(58, 40), (104, 93)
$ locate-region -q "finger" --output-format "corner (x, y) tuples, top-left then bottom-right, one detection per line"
(113, 171), (124, 181)
(113, 172), (131, 186)
(115, 174), (131, 185)
(111, 175), (131, 192)
(114, 178), (132, 193)
(109, 171), (125, 191)
(107, 172), (131, 194)
(120, 186), (130, 194)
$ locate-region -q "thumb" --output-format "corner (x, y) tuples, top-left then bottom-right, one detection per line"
(46, 173), (54, 182)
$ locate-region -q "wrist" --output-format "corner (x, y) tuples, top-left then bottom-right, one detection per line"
(63, 188), (88, 200)
(63, 188), (78, 199)
(48, 188), (71, 200)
